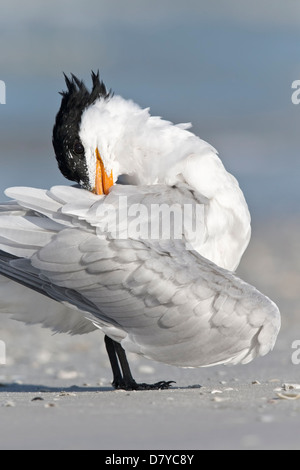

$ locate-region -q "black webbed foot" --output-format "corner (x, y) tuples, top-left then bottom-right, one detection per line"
(104, 336), (175, 391)
(113, 379), (175, 391)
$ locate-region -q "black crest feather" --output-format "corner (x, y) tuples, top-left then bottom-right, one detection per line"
(58, 70), (111, 108)
(52, 71), (111, 188)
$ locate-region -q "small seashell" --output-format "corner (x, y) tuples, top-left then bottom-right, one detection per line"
(211, 389), (223, 395)
(3, 400), (16, 407)
(276, 392), (300, 400)
(282, 383), (300, 391)
(212, 396), (228, 403)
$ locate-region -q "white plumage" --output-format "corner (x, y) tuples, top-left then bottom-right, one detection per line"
(78, 93), (251, 271)
(0, 75), (280, 382)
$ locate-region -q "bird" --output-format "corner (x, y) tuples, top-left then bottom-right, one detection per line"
(0, 72), (280, 390)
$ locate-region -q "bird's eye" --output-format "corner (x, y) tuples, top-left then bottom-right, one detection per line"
(73, 141), (84, 156)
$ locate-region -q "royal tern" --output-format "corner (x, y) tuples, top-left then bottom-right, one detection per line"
(0, 73), (280, 390)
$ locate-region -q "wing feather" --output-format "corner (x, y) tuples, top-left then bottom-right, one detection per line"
(0, 185), (280, 367)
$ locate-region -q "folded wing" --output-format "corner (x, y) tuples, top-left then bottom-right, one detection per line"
(0, 185), (280, 367)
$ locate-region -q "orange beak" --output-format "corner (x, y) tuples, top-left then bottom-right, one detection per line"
(93, 148), (114, 195)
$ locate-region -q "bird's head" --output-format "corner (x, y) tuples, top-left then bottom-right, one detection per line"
(53, 71), (117, 195)
(53, 72), (196, 193)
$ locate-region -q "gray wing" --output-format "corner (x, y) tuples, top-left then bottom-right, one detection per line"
(0, 185), (280, 367)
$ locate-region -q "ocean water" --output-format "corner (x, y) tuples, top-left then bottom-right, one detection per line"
(0, 2), (299, 218)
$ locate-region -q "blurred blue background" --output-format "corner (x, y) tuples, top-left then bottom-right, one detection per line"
(0, 0), (299, 219)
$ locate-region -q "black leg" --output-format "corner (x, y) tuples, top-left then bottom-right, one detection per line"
(104, 335), (175, 391)
(104, 335), (124, 389)
(113, 341), (136, 386)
